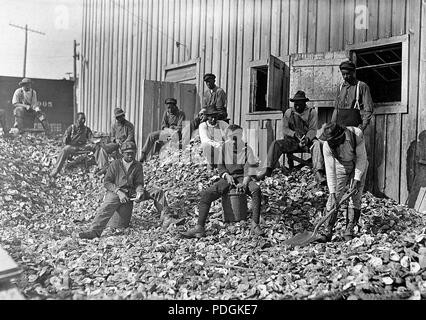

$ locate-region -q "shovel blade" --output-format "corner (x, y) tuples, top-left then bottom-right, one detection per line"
(283, 231), (314, 246)
(284, 231), (323, 247)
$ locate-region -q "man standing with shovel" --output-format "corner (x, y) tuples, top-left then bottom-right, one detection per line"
(317, 122), (368, 242)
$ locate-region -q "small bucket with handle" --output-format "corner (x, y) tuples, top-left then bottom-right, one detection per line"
(222, 188), (248, 222)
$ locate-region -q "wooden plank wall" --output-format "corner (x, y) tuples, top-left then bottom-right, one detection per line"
(80, 0), (425, 204)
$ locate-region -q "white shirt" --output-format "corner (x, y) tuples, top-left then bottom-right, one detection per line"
(199, 120), (229, 146)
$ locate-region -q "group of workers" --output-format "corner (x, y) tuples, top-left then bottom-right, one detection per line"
(1, 61), (374, 243)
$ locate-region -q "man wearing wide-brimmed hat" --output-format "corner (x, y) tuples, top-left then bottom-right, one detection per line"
(203, 73), (228, 121)
(257, 91), (322, 180)
(12, 77), (51, 134)
(331, 61), (374, 131)
(79, 141), (170, 239)
(198, 104), (229, 168)
(140, 98), (186, 162)
(94, 107), (135, 175)
(316, 122), (368, 242)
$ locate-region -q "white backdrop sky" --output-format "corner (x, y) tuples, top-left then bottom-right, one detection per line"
(0, 0), (83, 79)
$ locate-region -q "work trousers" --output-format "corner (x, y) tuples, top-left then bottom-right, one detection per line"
(90, 188), (167, 234)
(326, 160), (368, 211)
(94, 143), (120, 169)
(201, 143), (223, 167)
(13, 106), (49, 131)
(266, 136), (323, 171)
(198, 177), (261, 226)
(52, 145), (92, 174)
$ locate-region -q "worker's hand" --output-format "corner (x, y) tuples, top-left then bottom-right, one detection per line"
(117, 190), (129, 203)
(134, 191), (144, 203)
(350, 179), (360, 195)
(224, 173), (235, 186)
(241, 176), (251, 192)
(25, 104), (31, 111)
(328, 193), (337, 212)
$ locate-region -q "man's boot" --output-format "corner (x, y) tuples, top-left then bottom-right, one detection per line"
(316, 210), (338, 243)
(181, 224), (206, 238)
(343, 207), (356, 241)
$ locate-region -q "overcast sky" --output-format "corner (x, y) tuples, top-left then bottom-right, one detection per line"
(0, 0), (83, 80)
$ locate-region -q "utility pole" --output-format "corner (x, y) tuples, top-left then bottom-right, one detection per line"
(9, 23), (45, 77)
(73, 40), (80, 122)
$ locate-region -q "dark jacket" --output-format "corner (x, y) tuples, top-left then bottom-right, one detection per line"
(104, 159), (144, 195)
(63, 124), (93, 146)
(111, 119), (135, 144)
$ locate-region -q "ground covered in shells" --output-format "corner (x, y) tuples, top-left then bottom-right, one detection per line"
(1, 134), (426, 300)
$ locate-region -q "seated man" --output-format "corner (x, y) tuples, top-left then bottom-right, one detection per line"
(0, 109), (11, 137)
(94, 107), (135, 175)
(140, 98), (185, 162)
(12, 78), (50, 135)
(203, 73), (228, 122)
(317, 122), (368, 242)
(258, 91), (323, 182)
(181, 124), (263, 238)
(49, 112), (95, 177)
(198, 105), (229, 168)
(79, 141), (169, 239)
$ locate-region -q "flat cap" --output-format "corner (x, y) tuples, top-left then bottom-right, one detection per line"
(339, 61), (356, 71)
(165, 98), (177, 105)
(203, 73), (216, 81)
(19, 78), (32, 86)
(121, 141), (137, 152)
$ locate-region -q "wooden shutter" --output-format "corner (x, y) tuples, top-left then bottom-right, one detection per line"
(289, 51), (348, 108)
(267, 55), (286, 110)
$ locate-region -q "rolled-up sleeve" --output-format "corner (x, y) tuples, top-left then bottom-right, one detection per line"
(323, 142), (337, 194)
(306, 109), (318, 143)
(360, 82), (374, 130)
(353, 128), (368, 181)
(282, 109), (295, 138)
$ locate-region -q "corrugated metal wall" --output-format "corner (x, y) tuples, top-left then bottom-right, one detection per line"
(80, 0), (426, 204)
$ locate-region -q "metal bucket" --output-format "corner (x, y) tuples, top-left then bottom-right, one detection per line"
(107, 202), (133, 228)
(222, 189), (248, 222)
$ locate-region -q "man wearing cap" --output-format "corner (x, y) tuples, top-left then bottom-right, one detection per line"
(12, 78), (51, 134)
(199, 105), (229, 168)
(203, 73), (228, 121)
(331, 61), (374, 132)
(140, 98), (186, 162)
(79, 141), (170, 239)
(49, 112), (95, 177)
(94, 108), (135, 175)
(182, 124), (263, 238)
(257, 91), (322, 180)
(317, 122), (368, 242)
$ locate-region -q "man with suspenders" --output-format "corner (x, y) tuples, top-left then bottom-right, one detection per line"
(331, 61), (374, 132)
(313, 61), (374, 184)
(12, 78), (51, 135)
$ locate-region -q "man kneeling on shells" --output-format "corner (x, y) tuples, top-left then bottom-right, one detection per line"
(317, 122), (368, 242)
(79, 141), (169, 239)
(181, 124), (264, 238)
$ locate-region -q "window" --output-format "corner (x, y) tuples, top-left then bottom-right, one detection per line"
(347, 35), (408, 114)
(248, 55), (287, 113)
(251, 66), (268, 111)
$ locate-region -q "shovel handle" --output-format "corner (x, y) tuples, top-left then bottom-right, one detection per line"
(312, 189), (357, 235)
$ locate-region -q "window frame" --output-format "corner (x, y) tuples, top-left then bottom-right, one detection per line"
(346, 34), (409, 115)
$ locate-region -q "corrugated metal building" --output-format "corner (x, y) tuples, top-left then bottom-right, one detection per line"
(0, 76), (74, 132)
(79, 0), (426, 205)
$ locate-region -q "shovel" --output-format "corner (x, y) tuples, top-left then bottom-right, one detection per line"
(283, 189), (357, 247)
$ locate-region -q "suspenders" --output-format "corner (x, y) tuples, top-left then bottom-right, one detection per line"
(339, 81), (360, 110)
